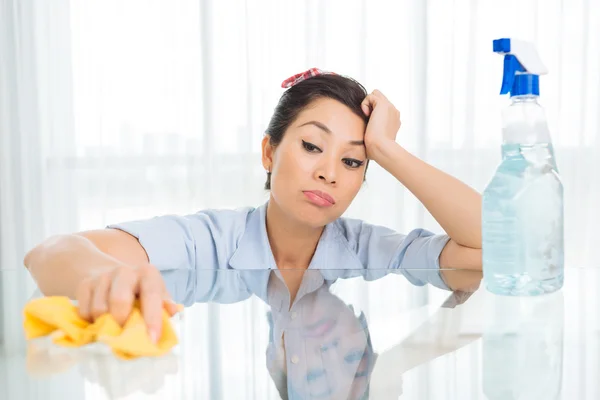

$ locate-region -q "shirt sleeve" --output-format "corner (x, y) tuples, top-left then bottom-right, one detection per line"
(337, 218), (452, 290)
(106, 209), (253, 305)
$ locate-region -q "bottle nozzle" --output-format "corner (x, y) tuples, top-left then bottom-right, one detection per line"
(500, 55), (525, 95)
(494, 38), (548, 97)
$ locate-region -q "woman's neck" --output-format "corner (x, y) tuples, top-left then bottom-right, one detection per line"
(265, 198), (324, 270)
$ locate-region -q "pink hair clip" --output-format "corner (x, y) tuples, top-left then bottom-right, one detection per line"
(281, 68), (338, 88)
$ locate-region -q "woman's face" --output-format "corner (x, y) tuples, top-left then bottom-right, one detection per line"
(263, 97), (367, 228)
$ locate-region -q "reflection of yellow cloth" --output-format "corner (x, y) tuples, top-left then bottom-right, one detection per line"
(23, 296), (179, 360)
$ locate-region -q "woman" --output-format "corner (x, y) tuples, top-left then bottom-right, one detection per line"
(24, 68), (482, 343)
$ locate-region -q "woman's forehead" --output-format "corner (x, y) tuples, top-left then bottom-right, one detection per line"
(293, 98), (366, 138)
(300, 97), (360, 119)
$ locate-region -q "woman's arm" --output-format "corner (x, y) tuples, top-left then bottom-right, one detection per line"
(370, 142), (482, 250)
(361, 90), (482, 289)
(24, 230), (149, 298)
(371, 143), (483, 288)
(24, 231), (177, 340)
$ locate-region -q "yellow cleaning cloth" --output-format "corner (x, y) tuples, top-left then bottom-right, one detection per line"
(23, 296), (180, 360)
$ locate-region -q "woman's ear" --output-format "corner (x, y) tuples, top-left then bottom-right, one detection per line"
(262, 135), (274, 172)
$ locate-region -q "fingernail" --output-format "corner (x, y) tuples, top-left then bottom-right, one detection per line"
(164, 298), (178, 309)
(150, 330), (159, 344)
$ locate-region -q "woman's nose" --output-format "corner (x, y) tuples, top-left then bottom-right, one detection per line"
(319, 174), (336, 184)
(316, 157), (338, 185)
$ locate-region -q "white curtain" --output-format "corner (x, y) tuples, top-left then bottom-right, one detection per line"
(1, 0), (599, 397)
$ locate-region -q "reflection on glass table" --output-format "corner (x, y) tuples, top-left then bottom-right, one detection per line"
(0, 267), (598, 399)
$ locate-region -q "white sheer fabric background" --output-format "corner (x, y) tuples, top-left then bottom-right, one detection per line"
(1, 0), (599, 398)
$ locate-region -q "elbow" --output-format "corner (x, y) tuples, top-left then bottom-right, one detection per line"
(23, 234), (72, 271)
(23, 243), (43, 270)
(461, 246), (483, 271)
(451, 271), (483, 293)
(441, 268), (482, 293)
(439, 241), (482, 271)
(23, 248), (34, 269)
(439, 242), (482, 292)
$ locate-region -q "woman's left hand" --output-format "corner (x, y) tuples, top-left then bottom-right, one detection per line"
(361, 89), (401, 161)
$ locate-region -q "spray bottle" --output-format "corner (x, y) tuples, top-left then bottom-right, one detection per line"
(482, 38), (564, 296)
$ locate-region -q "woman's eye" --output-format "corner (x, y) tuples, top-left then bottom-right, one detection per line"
(343, 158), (364, 169)
(302, 140), (321, 153)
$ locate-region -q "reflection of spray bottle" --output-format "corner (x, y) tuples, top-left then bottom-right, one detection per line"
(482, 290), (564, 400)
(482, 38), (564, 296)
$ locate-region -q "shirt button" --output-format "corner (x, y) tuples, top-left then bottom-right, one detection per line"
(291, 355), (299, 364)
(291, 312), (298, 320)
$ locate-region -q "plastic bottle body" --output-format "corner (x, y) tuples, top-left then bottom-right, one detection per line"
(482, 97), (564, 296)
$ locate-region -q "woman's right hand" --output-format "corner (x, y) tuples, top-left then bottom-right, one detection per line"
(75, 263), (179, 343)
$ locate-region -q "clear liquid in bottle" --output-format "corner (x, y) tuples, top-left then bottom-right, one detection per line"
(482, 142), (564, 296)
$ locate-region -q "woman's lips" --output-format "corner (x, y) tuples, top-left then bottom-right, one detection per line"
(303, 190), (335, 207)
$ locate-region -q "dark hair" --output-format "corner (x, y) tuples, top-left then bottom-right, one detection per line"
(264, 74), (369, 190)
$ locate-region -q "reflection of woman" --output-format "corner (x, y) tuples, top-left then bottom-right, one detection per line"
(24, 68), (482, 342)
(264, 273), (377, 400)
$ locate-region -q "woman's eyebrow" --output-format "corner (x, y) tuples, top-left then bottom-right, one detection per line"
(298, 120), (365, 146)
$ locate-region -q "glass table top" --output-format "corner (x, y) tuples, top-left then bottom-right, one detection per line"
(0, 267), (597, 399)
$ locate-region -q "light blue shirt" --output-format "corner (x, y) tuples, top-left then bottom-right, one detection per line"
(107, 201), (452, 306)
(263, 270), (378, 399)
(108, 202), (448, 398)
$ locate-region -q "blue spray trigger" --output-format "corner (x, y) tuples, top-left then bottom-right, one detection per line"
(500, 55), (525, 95)
(493, 38), (511, 53)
